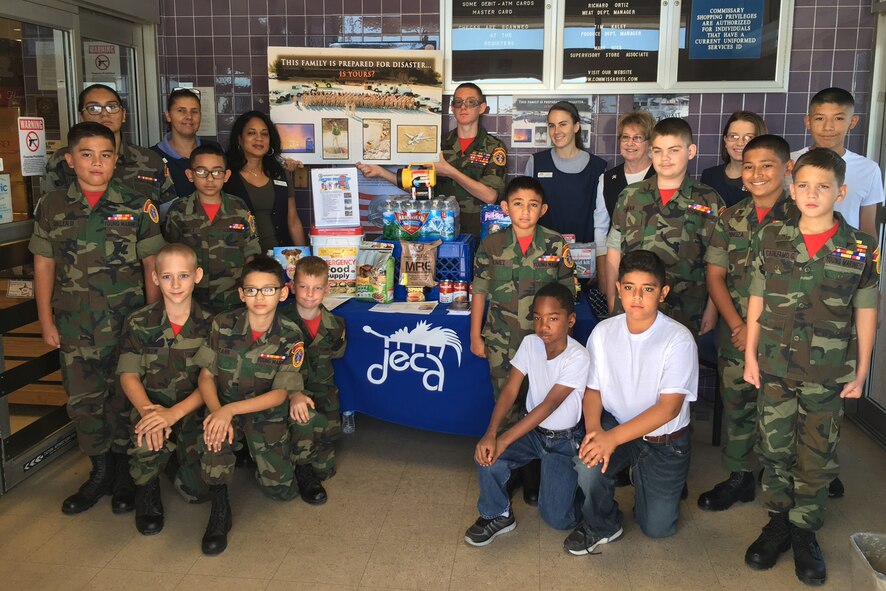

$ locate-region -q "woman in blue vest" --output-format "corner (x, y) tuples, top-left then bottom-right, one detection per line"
(594, 110), (656, 295)
(525, 101), (607, 244)
(700, 110), (768, 207)
(224, 110), (306, 251)
(151, 88), (222, 203)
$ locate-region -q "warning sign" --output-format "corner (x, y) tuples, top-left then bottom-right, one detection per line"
(83, 42), (120, 81)
(18, 117), (46, 177)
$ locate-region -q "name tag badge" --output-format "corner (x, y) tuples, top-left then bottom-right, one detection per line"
(537, 172), (554, 178)
(273, 179), (287, 187)
(258, 352), (287, 364)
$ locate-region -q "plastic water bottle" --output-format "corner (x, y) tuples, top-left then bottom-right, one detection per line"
(342, 411), (356, 434)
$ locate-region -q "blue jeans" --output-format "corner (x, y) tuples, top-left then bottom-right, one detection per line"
(575, 411), (690, 539)
(477, 426), (583, 530)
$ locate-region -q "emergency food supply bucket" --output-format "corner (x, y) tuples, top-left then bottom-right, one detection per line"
(310, 226), (363, 296)
(851, 533), (886, 590)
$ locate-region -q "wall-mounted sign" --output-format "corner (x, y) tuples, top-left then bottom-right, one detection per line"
(450, 0), (546, 83)
(562, 0), (661, 84)
(688, 0), (764, 60)
(268, 47), (443, 166)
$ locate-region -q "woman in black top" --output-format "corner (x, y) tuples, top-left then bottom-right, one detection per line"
(700, 111), (768, 207)
(594, 110), (656, 297)
(224, 111), (306, 251)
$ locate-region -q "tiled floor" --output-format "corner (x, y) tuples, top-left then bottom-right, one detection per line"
(1, 411), (884, 590)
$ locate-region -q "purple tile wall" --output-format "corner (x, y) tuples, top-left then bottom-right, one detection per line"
(157, 0), (879, 224)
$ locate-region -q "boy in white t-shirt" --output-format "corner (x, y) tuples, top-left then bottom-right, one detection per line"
(790, 87), (885, 237)
(464, 282), (590, 547)
(565, 250), (698, 555)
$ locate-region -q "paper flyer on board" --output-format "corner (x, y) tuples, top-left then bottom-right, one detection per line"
(310, 167), (361, 228)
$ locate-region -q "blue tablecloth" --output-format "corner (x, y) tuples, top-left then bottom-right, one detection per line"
(332, 295), (599, 437)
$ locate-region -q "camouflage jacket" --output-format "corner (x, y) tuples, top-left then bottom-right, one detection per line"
(706, 191), (797, 360)
(440, 126), (507, 237)
(473, 225), (575, 351)
(116, 300), (213, 406)
(29, 179), (165, 347)
(280, 304), (346, 401)
(44, 140), (177, 205)
(749, 214), (878, 382)
(607, 174), (725, 331)
(192, 308), (306, 419)
(163, 191), (261, 314)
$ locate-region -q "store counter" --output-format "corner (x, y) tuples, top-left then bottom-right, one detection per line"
(332, 295), (599, 437)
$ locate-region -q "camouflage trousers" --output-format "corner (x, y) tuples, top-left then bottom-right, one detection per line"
(719, 356), (759, 472)
(292, 389), (341, 477)
(756, 373), (843, 531)
(60, 345), (130, 456)
(128, 408), (210, 503)
(199, 413), (298, 502)
(289, 410), (329, 470)
(485, 342), (529, 431)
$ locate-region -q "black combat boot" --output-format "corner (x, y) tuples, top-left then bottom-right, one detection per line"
(697, 471), (756, 511)
(745, 511), (792, 570)
(61, 452), (115, 514)
(111, 452), (136, 513)
(295, 464), (328, 505)
(134, 477), (164, 535)
(792, 527), (826, 585)
(201, 484), (232, 555)
(828, 477), (844, 498)
(521, 460), (540, 507)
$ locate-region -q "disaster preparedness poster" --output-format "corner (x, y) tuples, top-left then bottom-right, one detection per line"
(268, 47), (444, 166)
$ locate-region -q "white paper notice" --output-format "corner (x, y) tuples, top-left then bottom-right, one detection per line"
(0, 174), (12, 224)
(35, 41), (57, 91)
(311, 167), (361, 228)
(18, 118), (47, 177)
(194, 86), (217, 136)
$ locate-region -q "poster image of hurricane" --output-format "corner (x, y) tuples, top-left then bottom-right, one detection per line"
(268, 47), (443, 165)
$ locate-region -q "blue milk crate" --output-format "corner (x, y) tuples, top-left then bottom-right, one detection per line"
(374, 234), (476, 301)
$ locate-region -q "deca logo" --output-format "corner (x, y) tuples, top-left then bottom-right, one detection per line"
(363, 321), (462, 391)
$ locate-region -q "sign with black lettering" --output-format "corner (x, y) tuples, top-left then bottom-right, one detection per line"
(561, 0), (661, 84)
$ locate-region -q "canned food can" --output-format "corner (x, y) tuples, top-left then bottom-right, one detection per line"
(453, 281), (468, 303)
(439, 280), (453, 304)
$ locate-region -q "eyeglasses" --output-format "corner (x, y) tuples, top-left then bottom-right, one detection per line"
(172, 87), (201, 98)
(192, 168), (226, 178)
(725, 133), (755, 143)
(619, 134), (647, 143)
(82, 103), (122, 115)
(241, 286), (283, 297)
(451, 98), (483, 109)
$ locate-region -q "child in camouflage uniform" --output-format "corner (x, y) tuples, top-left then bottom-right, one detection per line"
(30, 122), (165, 516)
(282, 256), (347, 484)
(698, 135), (797, 513)
(605, 117), (724, 336)
(194, 256), (317, 555)
(163, 144), (261, 313)
(118, 243), (213, 535)
(471, 176), (574, 504)
(743, 149), (878, 585)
